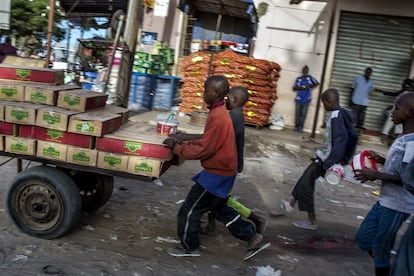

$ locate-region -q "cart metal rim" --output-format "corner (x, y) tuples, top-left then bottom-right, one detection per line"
(15, 181), (61, 231)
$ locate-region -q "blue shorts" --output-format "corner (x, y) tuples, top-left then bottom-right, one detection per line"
(355, 202), (410, 268)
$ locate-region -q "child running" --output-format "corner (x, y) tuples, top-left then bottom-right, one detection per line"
(276, 88), (358, 230)
(206, 85), (267, 234)
(163, 76), (264, 258)
(354, 91), (414, 276)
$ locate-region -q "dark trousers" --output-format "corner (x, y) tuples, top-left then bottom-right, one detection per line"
(177, 182), (256, 250)
(291, 159), (325, 213)
(295, 102), (310, 130)
(351, 103), (367, 129)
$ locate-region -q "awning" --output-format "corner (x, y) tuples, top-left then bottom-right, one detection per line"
(59, 0), (128, 17)
(78, 39), (114, 50)
(178, 0), (257, 21)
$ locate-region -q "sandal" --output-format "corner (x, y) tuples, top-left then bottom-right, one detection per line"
(280, 199), (295, 216)
(292, 220), (317, 230)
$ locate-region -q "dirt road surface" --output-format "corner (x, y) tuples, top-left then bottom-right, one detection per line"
(0, 125), (407, 276)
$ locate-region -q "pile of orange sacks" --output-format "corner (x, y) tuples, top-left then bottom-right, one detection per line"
(179, 50), (281, 126)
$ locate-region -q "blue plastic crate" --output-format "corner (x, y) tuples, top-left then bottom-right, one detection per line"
(128, 72), (181, 111)
(81, 82), (93, 90)
(128, 72), (153, 111)
(152, 75), (181, 110)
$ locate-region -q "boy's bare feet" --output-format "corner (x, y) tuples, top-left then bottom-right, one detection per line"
(247, 233), (263, 250)
(249, 213), (267, 234)
(280, 199), (295, 216)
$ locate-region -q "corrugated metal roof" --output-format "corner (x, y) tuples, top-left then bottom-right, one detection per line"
(59, 0), (128, 17)
(178, 0), (255, 20)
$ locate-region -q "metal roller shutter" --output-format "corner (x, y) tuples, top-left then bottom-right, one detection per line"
(330, 11), (414, 132)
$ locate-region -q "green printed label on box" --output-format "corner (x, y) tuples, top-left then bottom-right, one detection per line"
(15, 69), (31, 79)
(134, 162), (153, 173)
(1, 87), (17, 97)
(46, 129), (64, 140)
(124, 141), (143, 152)
(31, 91), (47, 103)
(72, 151), (90, 163)
(104, 156), (122, 167)
(11, 142), (28, 152)
(76, 122), (94, 132)
(11, 110), (29, 120)
(43, 113), (61, 125)
(43, 146), (60, 157)
(64, 95), (80, 106)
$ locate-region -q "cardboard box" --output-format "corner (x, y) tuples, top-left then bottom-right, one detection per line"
(0, 81), (25, 101)
(127, 156), (164, 177)
(57, 89), (108, 112)
(66, 146), (98, 167)
(19, 125), (94, 148)
(24, 84), (80, 105)
(101, 105), (130, 125)
(5, 136), (36, 155)
(0, 101), (4, 121)
(37, 140), (67, 161)
(0, 122), (16, 135)
(0, 64), (64, 84)
(5, 102), (47, 125)
(36, 106), (80, 131)
(96, 122), (172, 160)
(97, 151), (129, 171)
(3, 56), (45, 68)
(68, 110), (122, 137)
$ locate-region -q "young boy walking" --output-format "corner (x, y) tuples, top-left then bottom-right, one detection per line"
(207, 85), (267, 234)
(163, 76), (263, 257)
(277, 88), (358, 230)
(171, 86), (267, 234)
(354, 91), (414, 276)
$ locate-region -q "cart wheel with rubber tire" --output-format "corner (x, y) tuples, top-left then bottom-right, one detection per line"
(6, 166), (82, 239)
(70, 171), (114, 212)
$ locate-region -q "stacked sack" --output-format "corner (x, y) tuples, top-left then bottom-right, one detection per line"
(179, 51), (212, 114)
(180, 50), (281, 127)
(212, 50), (280, 126)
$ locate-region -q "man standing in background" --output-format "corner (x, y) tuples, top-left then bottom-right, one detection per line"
(292, 65), (319, 133)
(350, 67), (373, 131)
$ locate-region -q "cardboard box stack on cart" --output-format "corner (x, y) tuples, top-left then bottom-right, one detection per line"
(0, 63), (174, 178)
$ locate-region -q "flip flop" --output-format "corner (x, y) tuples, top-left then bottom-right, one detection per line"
(269, 210), (284, 217)
(292, 220), (317, 230)
(42, 265), (66, 275)
(243, 242), (271, 261)
(279, 199), (294, 216)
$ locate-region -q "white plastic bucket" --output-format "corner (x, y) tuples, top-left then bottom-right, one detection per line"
(352, 150), (378, 171)
(157, 114), (178, 135)
(325, 164), (345, 185)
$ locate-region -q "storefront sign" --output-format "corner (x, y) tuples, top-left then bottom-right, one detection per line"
(154, 0), (169, 17)
(141, 32), (158, 45)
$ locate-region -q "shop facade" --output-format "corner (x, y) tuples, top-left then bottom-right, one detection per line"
(252, 0), (414, 133)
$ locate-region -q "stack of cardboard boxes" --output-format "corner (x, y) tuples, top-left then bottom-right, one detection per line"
(0, 64), (173, 178)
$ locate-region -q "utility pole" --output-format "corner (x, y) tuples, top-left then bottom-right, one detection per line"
(115, 0), (144, 107)
(65, 23), (73, 62)
(310, 0), (338, 139)
(45, 0), (54, 68)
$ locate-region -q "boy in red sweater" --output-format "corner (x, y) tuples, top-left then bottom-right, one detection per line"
(163, 75), (263, 257)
